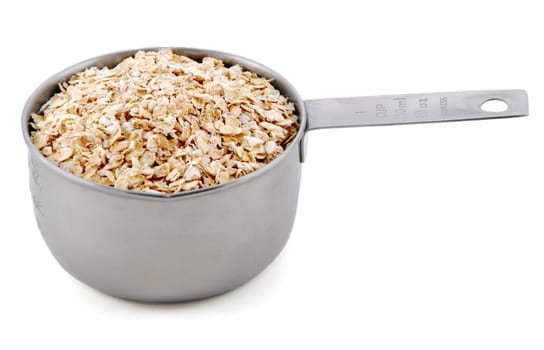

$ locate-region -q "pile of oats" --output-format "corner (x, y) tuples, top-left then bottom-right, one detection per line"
(31, 49), (298, 193)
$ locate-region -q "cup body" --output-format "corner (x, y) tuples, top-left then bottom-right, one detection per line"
(22, 48), (307, 302)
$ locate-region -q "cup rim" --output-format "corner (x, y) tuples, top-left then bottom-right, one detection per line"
(21, 47), (308, 199)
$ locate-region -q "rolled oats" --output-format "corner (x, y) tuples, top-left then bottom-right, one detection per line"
(30, 49), (298, 193)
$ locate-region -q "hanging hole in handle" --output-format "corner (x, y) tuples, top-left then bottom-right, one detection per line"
(480, 99), (509, 112)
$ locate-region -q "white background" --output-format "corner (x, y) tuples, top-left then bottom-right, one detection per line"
(1, 0), (542, 349)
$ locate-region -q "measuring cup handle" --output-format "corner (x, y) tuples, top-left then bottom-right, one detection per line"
(304, 90), (529, 131)
(299, 90), (529, 162)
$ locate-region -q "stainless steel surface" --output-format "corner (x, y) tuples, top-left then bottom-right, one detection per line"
(302, 90), (529, 160)
(27, 146), (301, 302)
(22, 48), (306, 302)
(305, 90), (528, 130)
(21, 47), (530, 302)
